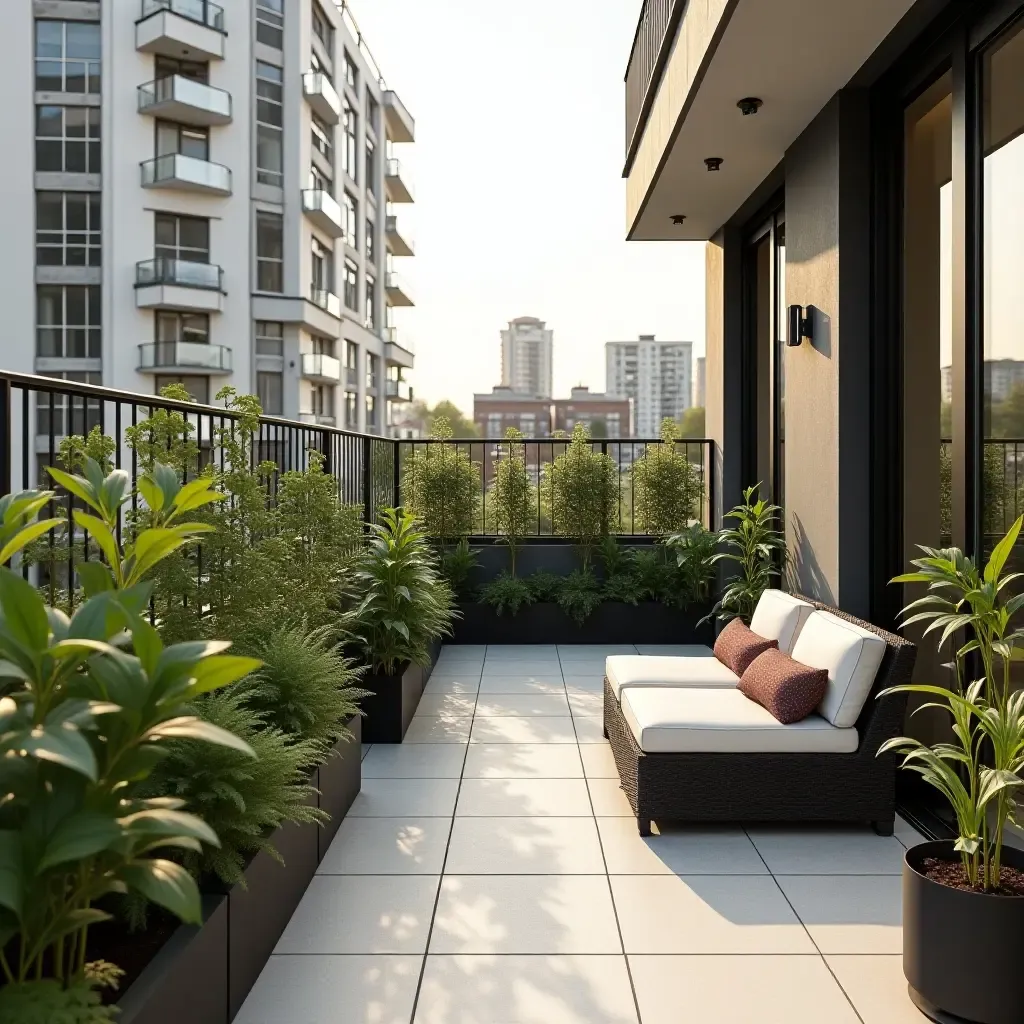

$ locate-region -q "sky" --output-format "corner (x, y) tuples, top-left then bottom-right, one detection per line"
(352, 0), (707, 413)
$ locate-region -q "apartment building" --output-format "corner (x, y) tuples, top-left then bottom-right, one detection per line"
(474, 386), (552, 439)
(500, 316), (553, 398)
(605, 335), (692, 437)
(553, 387), (631, 438)
(3, 0), (415, 437)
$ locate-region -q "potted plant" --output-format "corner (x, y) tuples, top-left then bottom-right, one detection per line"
(880, 517), (1024, 1024)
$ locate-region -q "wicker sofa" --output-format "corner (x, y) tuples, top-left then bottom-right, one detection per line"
(602, 596), (917, 836)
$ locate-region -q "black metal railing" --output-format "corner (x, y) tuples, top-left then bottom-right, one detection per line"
(939, 438), (1024, 546)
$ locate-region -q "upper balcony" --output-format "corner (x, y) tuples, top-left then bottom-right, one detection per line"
(385, 214), (415, 257)
(136, 0), (226, 62)
(302, 188), (344, 239)
(301, 353), (342, 384)
(138, 75), (232, 127)
(135, 257), (225, 312)
(384, 158), (414, 203)
(141, 153), (232, 196)
(309, 285), (341, 320)
(383, 326), (414, 369)
(303, 72), (341, 125)
(383, 90), (415, 143)
(385, 377), (413, 402)
(298, 412), (337, 427)
(138, 340), (231, 374)
(385, 270), (414, 307)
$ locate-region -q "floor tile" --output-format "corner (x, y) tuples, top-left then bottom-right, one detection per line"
(611, 875), (816, 953)
(597, 818), (768, 875)
(586, 778), (634, 817)
(478, 676), (565, 694)
(470, 716), (578, 744)
(553, 659), (610, 674)
(456, 778), (593, 817)
(414, 693), (477, 717)
(234, 954), (421, 1024)
(275, 875), (438, 954)
(361, 743), (467, 779)
(826, 955), (930, 1022)
(318, 816), (450, 875)
(350, 777), (460, 817)
(361, 743), (372, 761)
(445, 816), (606, 874)
(632, 644), (715, 655)
(748, 827), (908, 874)
(629, 954), (861, 1024)
(463, 744), (584, 779)
(579, 744), (620, 778)
(430, 875), (622, 954)
(474, 693), (571, 717)
(571, 717), (608, 743)
(567, 690), (604, 716)
(486, 644), (559, 656)
(415, 954), (638, 1024)
(557, 645), (636, 656)
(895, 815), (927, 851)
(776, 874), (903, 953)
(422, 676), (482, 696)
(403, 716), (474, 743)
(562, 677), (605, 693)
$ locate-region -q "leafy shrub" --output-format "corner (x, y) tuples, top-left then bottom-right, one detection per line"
(665, 524), (718, 606)
(479, 571), (535, 616)
(403, 417), (480, 543)
(439, 537), (479, 600)
(556, 568), (603, 625)
(0, 976), (121, 1024)
(631, 419), (703, 535)
(526, 569), (562, 602)
(491, 428), (536, 574)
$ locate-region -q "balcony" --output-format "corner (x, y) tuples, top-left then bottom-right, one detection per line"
(141, 153), (232, 196)
(298, 412), (337, 427)
(302, 72), (341, 125)
(302, 188), (344, 238)
(385, 270), (414, 307)
(383, 90), (415, 143)
(136, 0), (226, 62)
(384, 327), (414, 369)
(301, 353), (341, 383)
(138, 340), (231, 374)
(138, 75), (232, 127)
(309, 286), (341, 319)
(135, 258), (225, 312)
(384, 157), (414, 203)
(385, 214), (415, 257)
(385, 378), (413, 402)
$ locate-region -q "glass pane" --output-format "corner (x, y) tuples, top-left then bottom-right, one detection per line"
(65, 194), (86, 230)
(66, 23), (100, 59)
(36, 192), (63, 231)
(36, 106), (62, 136)
(35, 62), (62, 92)
(35, 21), (62, 58)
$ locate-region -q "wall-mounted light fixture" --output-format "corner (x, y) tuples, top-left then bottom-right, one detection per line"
(704, 157), (723, 171)
(737, 97), (763, 116)
(670, 214), (686, 225)
(787, 305), (812, 347)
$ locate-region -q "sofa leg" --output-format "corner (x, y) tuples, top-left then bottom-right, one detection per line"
(602, 724), (609, 739)
(637, 816), (652, 837)
(871, 818), (894, 837)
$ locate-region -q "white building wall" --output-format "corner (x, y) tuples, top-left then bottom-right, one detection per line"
(500, 317), (553, 397)
(605, 335), (693, 437)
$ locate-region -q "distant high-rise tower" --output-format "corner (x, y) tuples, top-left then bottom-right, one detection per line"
(695, 356), (706, 408)
(605, 335), (693, 437)
(500, 317), (553, 398)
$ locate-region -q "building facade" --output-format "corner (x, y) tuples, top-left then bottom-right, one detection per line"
(553, 387), (631, 438)
(4, 0), (414, 435)
(474, 387), (551, 439)
(500, 316), (553, 398)
(605, 335), (692, 437)
(694, 355), (705, 409)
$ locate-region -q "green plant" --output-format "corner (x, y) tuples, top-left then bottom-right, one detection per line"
(541, 424), (617, 568)
(555, 568), (603, 625)
(439, 537), (480, 600)
(706, 483), (786, 624)
(479, 571), (535, 616)
(348, 507), (458, 674)
(526, 570), (562, 603)
(878, 517), (1024, 891)
(491, 428), (536, 575)
(403, 418), (480, 544)
(665, 523), (718, 606)
(631, 419), (703, 536)
(0, 975), (122, 1024)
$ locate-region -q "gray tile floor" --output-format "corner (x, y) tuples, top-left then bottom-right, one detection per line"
(235, 644), (929, 1024)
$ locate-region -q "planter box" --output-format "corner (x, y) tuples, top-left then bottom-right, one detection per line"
(315, 714), (362, 861)
(452, 601), (714, 645)
(117, 894), (229, 1024)
(360, 660), (424, 743)
(425, 636), (443, 683)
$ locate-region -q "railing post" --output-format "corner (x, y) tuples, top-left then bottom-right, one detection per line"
(362, 434), (373, 528)
(392, 437), (401, 510)
(0, 378), (10, 496)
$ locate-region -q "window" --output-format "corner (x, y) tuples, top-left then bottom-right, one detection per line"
(312, 2), (333, 49)
(256, 211), (283, 292)
(345, 390), (358, 428)
(35, 21), (100, 94)
(156, 121), (209, 160)
(343, 258), (358, 311)
(344, 51), (358, 90)
(365, 394), (378, 427)
(255, 0), (284, 49)
(156, 311), (209, 345)
(366, 218), (376, 263)
(345, 339), (359, 369)
(311, 112), (333, 163)
(309, 162), (332, 193)
(365, 278), (376, 329)
(36, 106), (100, 173)
(154, 56), (207, 83)
(342, 191), (357, 249)
(256, 61), (283, 187)
(487, 414), (503, 438)
(36, 285), (100, 358)
(365, 136), (376, 196)
(257, 371), (283, 415)
(155, 375), (209, 404)
(255, 321), (284, 356)
(36, 371), (102, 438)
(367, 90), (379, 134)
(36, 192), (100, 267)
(342, 100), (357, 181)
(366, 352), (379, 390)
(155, 212), (209, 262)
(311, 335), (334, 357)
(311, 235), (333, 294)
(312, 384), (334, 418)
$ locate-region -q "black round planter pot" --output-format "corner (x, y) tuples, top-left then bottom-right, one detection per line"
(904, 840), (1024, 1024)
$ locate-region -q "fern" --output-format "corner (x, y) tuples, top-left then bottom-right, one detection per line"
(526, 570), (562, 603)
(0, 979), (117, 1024)
(439, 537), (479, 599)
(479, 571), (535, 616)
(556, 569), (602, 625)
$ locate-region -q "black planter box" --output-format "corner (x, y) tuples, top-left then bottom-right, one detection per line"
(451, 601), (714, 646)
(360, 660), (425, 742)
(315, 715), (362, 861)
(904, 840), (1024, 1024)
(117, 894), (229, 1024)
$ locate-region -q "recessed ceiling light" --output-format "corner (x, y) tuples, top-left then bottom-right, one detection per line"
(737, 97), (763, 116)
(705, 157), (723, 171)
(670, 214), (686, 225)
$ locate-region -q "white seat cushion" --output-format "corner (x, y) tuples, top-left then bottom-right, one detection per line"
(620, 687), (859, 754)
(606, 652), (738, 701)
(789, 611), (887, 728)
(749, 590), (816, 654)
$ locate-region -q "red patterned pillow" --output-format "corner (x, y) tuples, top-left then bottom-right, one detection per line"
(713, 618), (778, 676)
(739, 648), (829, 724)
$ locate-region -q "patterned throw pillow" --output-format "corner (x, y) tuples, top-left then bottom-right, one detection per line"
(739, 648), (829, 724)
(713, 618), (778, 676)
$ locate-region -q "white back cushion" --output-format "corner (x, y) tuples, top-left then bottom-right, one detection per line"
(749, 590), (815, 654)
(790, 611), (887, 727)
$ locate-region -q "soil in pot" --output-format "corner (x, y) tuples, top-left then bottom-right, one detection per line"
(921, 857), (1024, 897)
(87, 906), (181, 1005)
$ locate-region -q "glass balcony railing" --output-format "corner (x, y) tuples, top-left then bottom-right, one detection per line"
(301, 189), (344, 237)
(383, 326), (415, 356)
(309, 286), (341, 318)
(345, 367), (359, 388)
(136, 257), (223, 291)
(301, 353), (342, 382)
(139, 0), (225, 32)
(302, 72), (341, 123)
(385, 378), (413, 401)
(299, 412), (337, 427)
(384, 158), (415, 202)
(138, 75), (232, 122)
(141, 153), (232, 194)
(138, 340), (231, 372)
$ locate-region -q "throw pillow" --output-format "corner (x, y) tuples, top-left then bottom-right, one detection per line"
(739, 648), (829, 725)
(713, 618), (778, 676)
